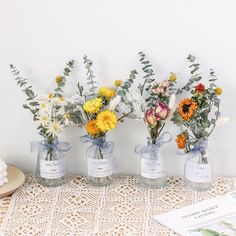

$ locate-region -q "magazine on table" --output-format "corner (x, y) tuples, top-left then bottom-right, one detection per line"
(154, 192), (236, 236)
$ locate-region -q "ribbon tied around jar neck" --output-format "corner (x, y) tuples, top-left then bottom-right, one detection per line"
(80, 135), (114, 158)
(190, 138), (208, 155)
(135, 132), (172, 158)
(31, 139), (71, 156)
(184, 138), (209, 164)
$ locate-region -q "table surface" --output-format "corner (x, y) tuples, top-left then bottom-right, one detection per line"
(0, 175), (235, 236)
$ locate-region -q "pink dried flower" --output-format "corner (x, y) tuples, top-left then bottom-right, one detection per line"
(144, 109), (157, 126)
(155, 102), (169, 120)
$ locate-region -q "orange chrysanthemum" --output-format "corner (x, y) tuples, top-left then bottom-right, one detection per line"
(176, 133), (187, 149)
(86, 120), (101, 136)
(178, 98), (198, 121)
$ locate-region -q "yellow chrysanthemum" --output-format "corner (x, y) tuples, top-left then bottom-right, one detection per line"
(214, 87), (223, 95)
(169, 73), (177, 82)
(83, 98), (103, 114)
(99, 87), (115, 99)
(86, 120), (101, 136)
(96, 110), (118, 132)
(114, 80), (122, 87)
(55, 76), (63, 84)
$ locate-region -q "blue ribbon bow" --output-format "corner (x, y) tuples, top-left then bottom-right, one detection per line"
(135, 132), (172, 158)
(31, 140), (71, 155)
(190, 138), (208, 155)
(80, 135), (114, 158)
(177, 138), (208, 157)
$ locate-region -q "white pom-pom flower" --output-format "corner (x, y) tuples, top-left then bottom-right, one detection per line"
(215, 117), (229, 126)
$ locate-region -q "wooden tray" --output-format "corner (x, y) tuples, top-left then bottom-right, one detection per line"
(0, 166), (25, 198)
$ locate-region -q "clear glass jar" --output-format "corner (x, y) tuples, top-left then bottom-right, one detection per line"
(139, 137), (167, 188)
(35, 139), (68, 187)
(184, 149), (212, 191)
(86, 136), (114, 187)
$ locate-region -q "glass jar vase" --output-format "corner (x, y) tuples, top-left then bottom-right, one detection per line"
(184, 148), (212, 191)
(32, 139), (71, 187)
(135, 132), (172, 188)
(83, 136), (114, 187)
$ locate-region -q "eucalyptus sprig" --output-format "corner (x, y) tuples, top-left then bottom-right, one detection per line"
(117, 69), (138, 96)
(10, 64), (39, 121)
(83, 55), (97, 97)
(54, 59), (75, 96)
(138, 51), (155, 96)
(177, 54), (202, 94)
(11, 60), (75, 141)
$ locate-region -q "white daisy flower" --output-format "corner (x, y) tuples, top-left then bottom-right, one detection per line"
(39, 114), (49, 127)
(39, 101), (49, 111)
(52, 96), (67, 106)
(46, 121), (62, 137)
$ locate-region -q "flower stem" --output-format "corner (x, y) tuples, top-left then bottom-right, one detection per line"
(118, 108), (134, 122)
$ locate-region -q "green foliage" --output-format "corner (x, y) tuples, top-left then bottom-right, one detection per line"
(10, 64), (39, 121)
(138, 51), (155, 96)
(194, 228), (227, 236)
(117, 70), (138, 96)
(172, 55), (222, 153)
(77, 82), (84, 96)
(54, 59), (75, 96)
(64, 103), (84, 127)
(83, 55), (97, 97)
(177, 54), (202, 94)
(10, 61), (75, 140)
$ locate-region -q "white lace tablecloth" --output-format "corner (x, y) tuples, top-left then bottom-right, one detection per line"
(0, 175), (235, 236)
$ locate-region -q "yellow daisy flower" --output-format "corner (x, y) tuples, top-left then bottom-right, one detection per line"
(47, 93), (54, 100)
(99, 87), (115, 99)
(83, 98), (103, 114)
(96, 110), (118, 132)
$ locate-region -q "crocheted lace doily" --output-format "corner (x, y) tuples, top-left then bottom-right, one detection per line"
(0, 176), (235, 236)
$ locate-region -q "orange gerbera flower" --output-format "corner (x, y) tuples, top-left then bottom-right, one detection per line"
(178, 98), (198, 121)
(86, 120), (101, 136)
(176, 133), (187, 149)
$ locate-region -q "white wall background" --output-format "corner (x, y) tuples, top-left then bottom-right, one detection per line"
(0, 0), (235, 176)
